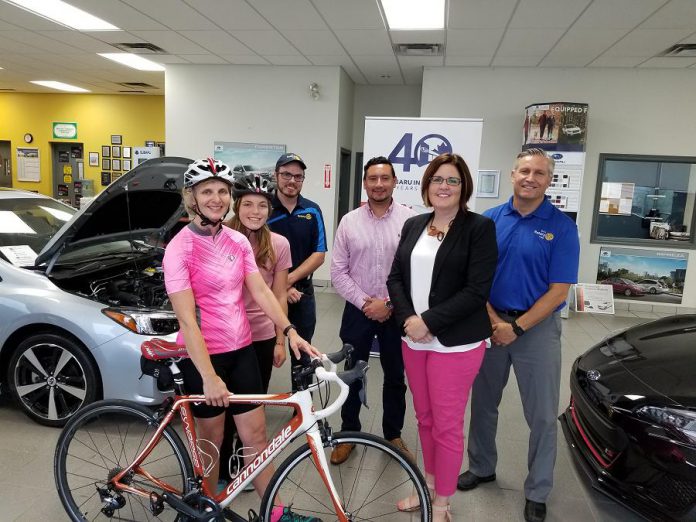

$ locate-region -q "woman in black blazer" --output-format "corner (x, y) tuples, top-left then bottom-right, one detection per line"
(388, 153), (497, 521)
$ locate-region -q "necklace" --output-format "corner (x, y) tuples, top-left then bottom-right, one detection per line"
(428, 218), (454, 242)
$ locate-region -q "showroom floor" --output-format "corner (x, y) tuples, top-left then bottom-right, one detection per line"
(1, 289), (685, 521)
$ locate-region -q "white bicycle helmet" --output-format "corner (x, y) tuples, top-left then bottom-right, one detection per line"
(232, 173), (276, 202)
(184, 158), (233, 188)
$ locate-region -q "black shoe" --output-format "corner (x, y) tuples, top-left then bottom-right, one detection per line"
(456, 470), (496, 491)
(524, 499), (547, 522)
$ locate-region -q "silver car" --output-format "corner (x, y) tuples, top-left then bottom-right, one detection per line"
(0, 157), (191, 426)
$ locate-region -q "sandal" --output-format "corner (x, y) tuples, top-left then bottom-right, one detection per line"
(433, 503), (452, 522)
(396, 481), (435, 513)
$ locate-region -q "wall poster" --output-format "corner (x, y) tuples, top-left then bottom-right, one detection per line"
(575, 283), (614, 314)
(213, 141), (286, 181)
(596, 246), (688, 304)
(16, 147), (40, 182)
(523, 102), (589, 214)
(363, 117), (484, 211)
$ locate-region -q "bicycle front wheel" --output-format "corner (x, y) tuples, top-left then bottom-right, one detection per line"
(260, 431), (431, 521)
(55, 400), (193, 521)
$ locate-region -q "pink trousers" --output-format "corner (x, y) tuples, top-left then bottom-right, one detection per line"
(402, 341), (486, 497)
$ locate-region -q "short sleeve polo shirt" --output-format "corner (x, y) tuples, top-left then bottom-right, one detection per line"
(484, 197), (579, 311)
(268, 194), (327, 282)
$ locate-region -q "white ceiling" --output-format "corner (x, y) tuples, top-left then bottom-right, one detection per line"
(1, 0), (695, 94)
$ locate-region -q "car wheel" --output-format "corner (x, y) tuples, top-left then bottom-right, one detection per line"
(649, 288), (657, 294)
(624, 289), (632, 296)
(8, 333), (98, 427)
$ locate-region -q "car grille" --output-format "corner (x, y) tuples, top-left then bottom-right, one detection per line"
(570, 399), (621, 468)
(647, 475), (696, 512)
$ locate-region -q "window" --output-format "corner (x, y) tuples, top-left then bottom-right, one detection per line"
(591, 153), (696, 248)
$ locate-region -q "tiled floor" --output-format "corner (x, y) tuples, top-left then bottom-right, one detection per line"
(0, 289), (663, 521)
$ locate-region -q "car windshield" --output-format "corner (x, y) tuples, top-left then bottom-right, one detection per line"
(0, 197), (76, 258)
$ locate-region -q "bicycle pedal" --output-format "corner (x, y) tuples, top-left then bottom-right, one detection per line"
(149, 492), (164, 516)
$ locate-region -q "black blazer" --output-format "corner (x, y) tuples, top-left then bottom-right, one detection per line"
(387, 209), (498, 346)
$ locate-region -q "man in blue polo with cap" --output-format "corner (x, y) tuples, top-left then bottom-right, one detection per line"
(458, 148), (580, 522)
(268, 153), (327, 390)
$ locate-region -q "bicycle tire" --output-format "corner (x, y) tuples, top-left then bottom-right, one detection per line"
(259, 431), (431, 521)
(55, 400), (194, 521)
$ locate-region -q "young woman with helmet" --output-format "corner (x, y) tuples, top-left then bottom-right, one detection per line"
(163, 158), (320, 520)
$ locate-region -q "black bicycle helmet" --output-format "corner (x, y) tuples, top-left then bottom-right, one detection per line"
(232, 173), (276, 202)
(184, 158), (234, 188)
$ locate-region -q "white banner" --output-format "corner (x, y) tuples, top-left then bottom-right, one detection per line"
(363, 117), (484, 212)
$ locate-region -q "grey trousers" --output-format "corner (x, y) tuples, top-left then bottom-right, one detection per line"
(467, 312), (562, 503)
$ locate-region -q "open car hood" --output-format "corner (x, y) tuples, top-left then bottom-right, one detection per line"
(36, 156), (192, 267)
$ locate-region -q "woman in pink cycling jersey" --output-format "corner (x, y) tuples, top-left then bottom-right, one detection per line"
(163, 158), (320, 521)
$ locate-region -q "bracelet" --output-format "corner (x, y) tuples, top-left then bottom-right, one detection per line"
(275, 339), (285, 346)
(283, 324), (297, 336)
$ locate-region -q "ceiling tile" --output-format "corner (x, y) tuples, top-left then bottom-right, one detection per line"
(248, 0), (328, 30)
(448, 0), (517, 29)
(36, 31), (117, 53)
(282, 30), (346, 55)
(509, 0), (592, 28)
(444, 56), (492, 66)
(641, 0), (696, 30)
(128, 30), (211, 53)
(0, 30), (85, 54)
(217, 54), (270, 65)
(639, 56), (696, 68)
(335, 29), (393, 55)
(397, 56), (444, 68)
(573, 0), (665, 29)
(184, 0), (273, 31)
(390, 30), (445, 45)
(180, 54), (228, 64)
(542, 28), (629, 66)
(121, 0), (214, 30)
(307, 54), (366, 83)
(491, 55), (543, 66)
(313, 0), (385, 30)
(587, 55), (645, 67)
(446, 28), (504, 56)
(601, 28), (693, 57)
(82, 30), (148, 45)
(231, 30), (299, 55)
(495, 28), (565, 57)
(0, 3), (69, 30)
(178, 30), (251, 54)
(263, 55), (311, 65)
(68, 0), (169, 30)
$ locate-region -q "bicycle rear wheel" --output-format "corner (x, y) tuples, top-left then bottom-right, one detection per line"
(55, 400), (193, 521)
(260, 431), (431, 521)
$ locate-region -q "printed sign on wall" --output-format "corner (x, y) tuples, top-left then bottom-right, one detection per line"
(363, 117), (484, 211)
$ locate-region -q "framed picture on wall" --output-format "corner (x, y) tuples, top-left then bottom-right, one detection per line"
(88, 152), (99, 167)
(102, 158), (111, 170)
(101, 145), (110, 158)
(111, 135), (122, 145)
(101, 171), (111, 186)
(123, 159), (132, 171)
(112, 159), (121, 171)
(476, 170), (500, 198)
(123, 146), (131, 159)
(145, 140), (155, 147)
(112, 146), (121, 158)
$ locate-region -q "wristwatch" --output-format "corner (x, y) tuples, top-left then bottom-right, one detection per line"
(283, 324), (297, 336)
(384, 298), (393, 310)
(511, 319), (525, 337)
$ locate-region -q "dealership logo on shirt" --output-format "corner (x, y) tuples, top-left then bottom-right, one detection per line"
(297, 213), (312, 220)
(534, 229), (554, 241)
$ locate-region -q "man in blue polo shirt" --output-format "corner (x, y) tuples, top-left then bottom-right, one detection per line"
(268, 152), (327, 389)
(458, 148), (579, 522)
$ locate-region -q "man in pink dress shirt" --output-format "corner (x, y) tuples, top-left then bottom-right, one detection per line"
(329, 156), (417, 464)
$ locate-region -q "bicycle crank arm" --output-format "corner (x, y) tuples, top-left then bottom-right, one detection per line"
(160, 491), (224, 521)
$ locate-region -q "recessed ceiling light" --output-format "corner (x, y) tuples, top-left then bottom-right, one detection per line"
(4, 0), (120, 31)
(381, 0), (445, 30)
(98, 53), (165, 72)
(30, 80), (90, 92)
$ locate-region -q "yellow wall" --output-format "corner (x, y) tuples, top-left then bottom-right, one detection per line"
(0, 93), (164, 195)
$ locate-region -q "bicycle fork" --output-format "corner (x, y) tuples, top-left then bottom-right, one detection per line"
(305, 427), (350, 522)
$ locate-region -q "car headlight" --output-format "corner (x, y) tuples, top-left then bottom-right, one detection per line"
(102, 308), (179, 335)
(637, 405), (696, 443)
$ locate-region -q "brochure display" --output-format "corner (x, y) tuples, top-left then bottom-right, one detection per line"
(575, 283), (614, 314)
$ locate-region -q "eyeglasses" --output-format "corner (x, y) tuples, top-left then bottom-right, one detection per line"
(430, 176), (462, 186)
(278, 171), (305, 182)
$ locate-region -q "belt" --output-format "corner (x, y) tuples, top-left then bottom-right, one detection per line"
(495, 309), (528, 318)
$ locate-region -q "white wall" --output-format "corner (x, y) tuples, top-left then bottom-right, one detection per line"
(166, 64), (348, 281)
(422, 67), (696, 307)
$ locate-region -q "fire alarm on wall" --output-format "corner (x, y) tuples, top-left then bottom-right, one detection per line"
(23, 133), (33, 143)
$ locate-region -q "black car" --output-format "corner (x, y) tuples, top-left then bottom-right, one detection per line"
(560, 315), (696, 522)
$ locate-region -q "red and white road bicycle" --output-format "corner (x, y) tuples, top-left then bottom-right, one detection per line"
(54, 341), (431, 521)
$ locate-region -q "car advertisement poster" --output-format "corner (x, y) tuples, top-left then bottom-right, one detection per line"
(214, 141), (286, 182)
(363, 117), (483, 211)
(575, 283), (614, 314)
(596, 246), (688, 304)
(522, 102), (588, 213)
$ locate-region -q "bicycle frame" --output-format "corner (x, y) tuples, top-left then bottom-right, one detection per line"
(110, 357), (351, 519)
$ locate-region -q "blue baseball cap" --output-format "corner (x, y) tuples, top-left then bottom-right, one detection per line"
(276, 152), (307, 171)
